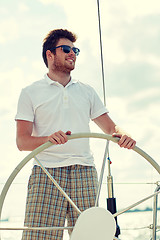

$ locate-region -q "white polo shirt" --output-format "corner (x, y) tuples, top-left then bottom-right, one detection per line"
(15, 74), (108, 168)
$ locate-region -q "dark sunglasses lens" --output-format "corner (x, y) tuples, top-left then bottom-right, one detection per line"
(61, 45), (80, 56)
(62, 46), (71, 54)
(72, 47), (80, 56)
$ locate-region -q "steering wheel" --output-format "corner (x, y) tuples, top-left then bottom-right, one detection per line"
(0, 133), (159, 239)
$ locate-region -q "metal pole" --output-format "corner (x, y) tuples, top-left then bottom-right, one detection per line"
(114, 191), (160, 218)
(152, 182), (160, 240)
(95, 141), (109, 206)
(107, 155), (121, 237)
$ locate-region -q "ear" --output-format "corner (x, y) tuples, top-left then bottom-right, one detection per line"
(46, 50), (54, 62)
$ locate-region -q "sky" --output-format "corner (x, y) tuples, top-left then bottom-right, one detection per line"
(0, 0), (160, 223)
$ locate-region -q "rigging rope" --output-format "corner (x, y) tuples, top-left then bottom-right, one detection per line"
(96, 0), (106, 106)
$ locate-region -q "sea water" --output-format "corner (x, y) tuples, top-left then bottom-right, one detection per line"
(0, 211), (160, 240)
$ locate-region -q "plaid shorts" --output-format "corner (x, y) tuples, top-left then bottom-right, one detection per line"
(22, 165), (98, 240)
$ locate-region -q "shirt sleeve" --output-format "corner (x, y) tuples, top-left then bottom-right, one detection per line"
(90, 87), (109, 120)
(15, 89), (34, 122)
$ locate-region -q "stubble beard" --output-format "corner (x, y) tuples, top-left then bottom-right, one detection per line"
(53, 56), (75, 74)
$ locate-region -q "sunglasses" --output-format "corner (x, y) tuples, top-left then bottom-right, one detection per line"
(50, 45), (80, 56)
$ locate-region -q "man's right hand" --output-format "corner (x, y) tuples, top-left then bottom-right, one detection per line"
(48, 130), (71, 145)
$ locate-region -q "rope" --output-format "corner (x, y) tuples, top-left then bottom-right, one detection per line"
(96, 0), (106, 106)
(121, 226), (150, 231)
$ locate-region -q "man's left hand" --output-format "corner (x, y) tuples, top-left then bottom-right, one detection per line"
(112, 133), (136, 149)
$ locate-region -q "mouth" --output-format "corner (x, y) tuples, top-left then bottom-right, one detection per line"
(66, 58), (75, 64)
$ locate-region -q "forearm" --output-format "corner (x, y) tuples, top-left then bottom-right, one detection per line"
(16, 125), (70, 151)
(93, 114), (130, 136)
(16, 135), (49, 151)
(93, 113), (136, 149)
(93, 113), (117, 135)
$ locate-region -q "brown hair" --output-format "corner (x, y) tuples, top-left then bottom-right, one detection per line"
(42, 29), (77, 67)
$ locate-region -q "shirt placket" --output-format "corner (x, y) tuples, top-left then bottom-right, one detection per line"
(62, 88), (69, 108)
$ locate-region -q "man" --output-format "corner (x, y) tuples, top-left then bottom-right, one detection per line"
(15, 29), (136, 240)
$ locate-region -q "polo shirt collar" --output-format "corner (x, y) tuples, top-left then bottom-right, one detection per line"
(44, 74), (77, 87)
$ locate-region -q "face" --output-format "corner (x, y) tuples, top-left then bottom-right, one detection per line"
(49, 38), (77, 73)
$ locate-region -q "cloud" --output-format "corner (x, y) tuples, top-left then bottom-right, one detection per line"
(17, 3), (29, 13)
(38, 0), (55, 4)
(0, 68), (27, 106)
(0, 18), (19, 44)
(120, 15), (160, 56)
(0, 6), (9, 15)
(127, 88), (160, 111)
(106, 60), (160, 98)
(128, 50), (160, 68)
(104, 0), (160, 23)
(38, 0), (101, 47)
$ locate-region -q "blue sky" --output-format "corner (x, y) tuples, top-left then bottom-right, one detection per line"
(0, 0), (160, 218)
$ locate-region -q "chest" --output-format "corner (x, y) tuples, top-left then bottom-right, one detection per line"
(33, 85), (91, 122)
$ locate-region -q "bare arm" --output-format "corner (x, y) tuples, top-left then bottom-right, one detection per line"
(16, 120), (70, 151)
(93, 113), (116, 135)
(93, 113), (136, 149)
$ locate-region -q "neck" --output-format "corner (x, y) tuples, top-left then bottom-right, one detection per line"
(47, 69), (71, 87)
